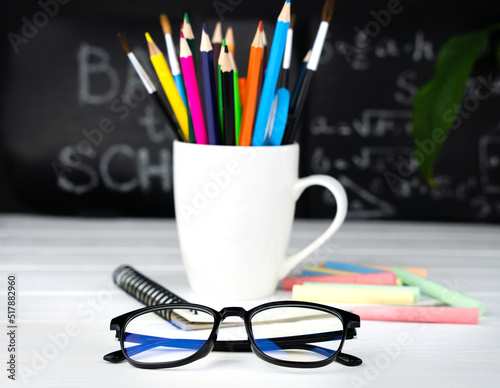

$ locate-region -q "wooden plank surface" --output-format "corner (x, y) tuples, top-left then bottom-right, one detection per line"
(1, 215), (499, 387)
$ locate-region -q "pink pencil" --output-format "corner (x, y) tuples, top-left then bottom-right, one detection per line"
(351, 306), (479, 324)
(281, 272), (397, 291)
(180, 33), (208, 144)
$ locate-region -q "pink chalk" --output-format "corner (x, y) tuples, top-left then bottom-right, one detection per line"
(351, 306), (479, 324)
(281, 272), (397, 291)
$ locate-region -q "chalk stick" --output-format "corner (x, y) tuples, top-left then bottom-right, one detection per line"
(324, 261), (386, 274)
(292, 284), (417, 305)
(365, 265), (427, 278)
(302, 266), (354, 276)
(303, 283), (420, 303)
(392, 267), (486, 315)
(351, 306), (479, 324)
(281, 272), (398, 291)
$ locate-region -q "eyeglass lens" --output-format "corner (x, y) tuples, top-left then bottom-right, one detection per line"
(251, 306), (343, 362)
(123, 307), (215, 363)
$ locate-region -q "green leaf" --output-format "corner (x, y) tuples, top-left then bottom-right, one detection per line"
(410, 24), (500, 185)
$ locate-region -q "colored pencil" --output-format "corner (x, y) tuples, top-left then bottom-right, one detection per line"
(217, 41), (226, 142)
(239, 21), (263, 146)
(220, 46), (235, 146)
(224, 26), (235, 55)
(267, 87), (290, 145)
(145, 32), (189, 141)
(229, 50), (242, 144)
(252, 0), (291, 146)
(182, 13), (197, 67)
(282, 0), (334, 145)
(261, 26), (269, 71)
(212, 21), (223, 79)
(179, 33), (208, 144)
(256, 25), (266, 115)
(238, 77), (247, 108)
(200, 24), (221, 145)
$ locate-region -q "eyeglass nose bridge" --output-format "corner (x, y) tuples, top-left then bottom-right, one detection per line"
(219, 307), (248, 320)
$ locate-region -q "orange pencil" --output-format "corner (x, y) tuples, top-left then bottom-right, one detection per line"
(239, 22), (264, 146)
(238, 77), (247, 108)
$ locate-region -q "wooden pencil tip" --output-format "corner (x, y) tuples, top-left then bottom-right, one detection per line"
(117, 32), (131, 54)
(224, 26), (234, 43)
(145, 32), (153, 43)
(278, 0), (291, 22)
(212, 21), (222, 43)
(321, 0), (335, 23)
(258, 20), (263, 31)
(220, 46), (233, 72)
(303, 50), (312, 62)
(184, 12), (190, 24)
(200, 23), (213, 51)
(160, 14), (172, 35)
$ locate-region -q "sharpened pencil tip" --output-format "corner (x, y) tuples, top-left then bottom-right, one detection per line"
(184, 12), (190, 24)
(117, 32), (131, 54)
(212, 21), (222, 43)
(258, 20), (263, 31)
(202, 23), (208, 34)
(145, 32), (153, 43)
(321, 0), (335, 23)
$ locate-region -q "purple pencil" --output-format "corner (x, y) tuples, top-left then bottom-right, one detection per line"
(200, 24), (220, 145)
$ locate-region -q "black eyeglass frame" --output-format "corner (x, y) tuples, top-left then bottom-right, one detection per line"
(104, 300), (362, 369)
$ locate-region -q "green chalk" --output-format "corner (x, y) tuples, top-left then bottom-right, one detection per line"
(392, 267), (486, 316)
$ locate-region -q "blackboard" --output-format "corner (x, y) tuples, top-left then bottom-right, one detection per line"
(1, 0), (499, 221)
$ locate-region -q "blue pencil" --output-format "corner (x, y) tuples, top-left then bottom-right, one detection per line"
(251, 0), (291, 146)
(200, 24), (221, 145)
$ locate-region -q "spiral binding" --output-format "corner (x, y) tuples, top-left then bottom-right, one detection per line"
(113, 265), (191, 324)
(113, 264), (188, 306)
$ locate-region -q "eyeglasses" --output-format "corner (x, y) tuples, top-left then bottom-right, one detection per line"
(103, 301), (362, 369)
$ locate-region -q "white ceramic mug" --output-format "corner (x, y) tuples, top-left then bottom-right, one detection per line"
(173, 141), (348, 300)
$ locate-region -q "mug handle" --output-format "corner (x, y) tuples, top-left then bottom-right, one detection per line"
(278, 174), (348, 279)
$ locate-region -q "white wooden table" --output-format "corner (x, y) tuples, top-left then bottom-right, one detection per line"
(1, 215), (499, 387)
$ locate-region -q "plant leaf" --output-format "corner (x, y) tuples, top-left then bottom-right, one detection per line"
(411, 24), (500, 185)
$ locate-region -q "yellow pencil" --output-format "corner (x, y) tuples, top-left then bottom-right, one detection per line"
(145, 32), (189, 140)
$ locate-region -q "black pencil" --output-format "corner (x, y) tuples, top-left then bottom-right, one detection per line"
(117, 32), (186, 142)
(281, 0), (334, 145)
(220, 46), (235, 146)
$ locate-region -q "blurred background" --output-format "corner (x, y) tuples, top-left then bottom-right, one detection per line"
(1, 0), (499, 221)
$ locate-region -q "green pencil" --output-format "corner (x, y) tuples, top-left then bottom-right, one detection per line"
(229, 52), (241, 144)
